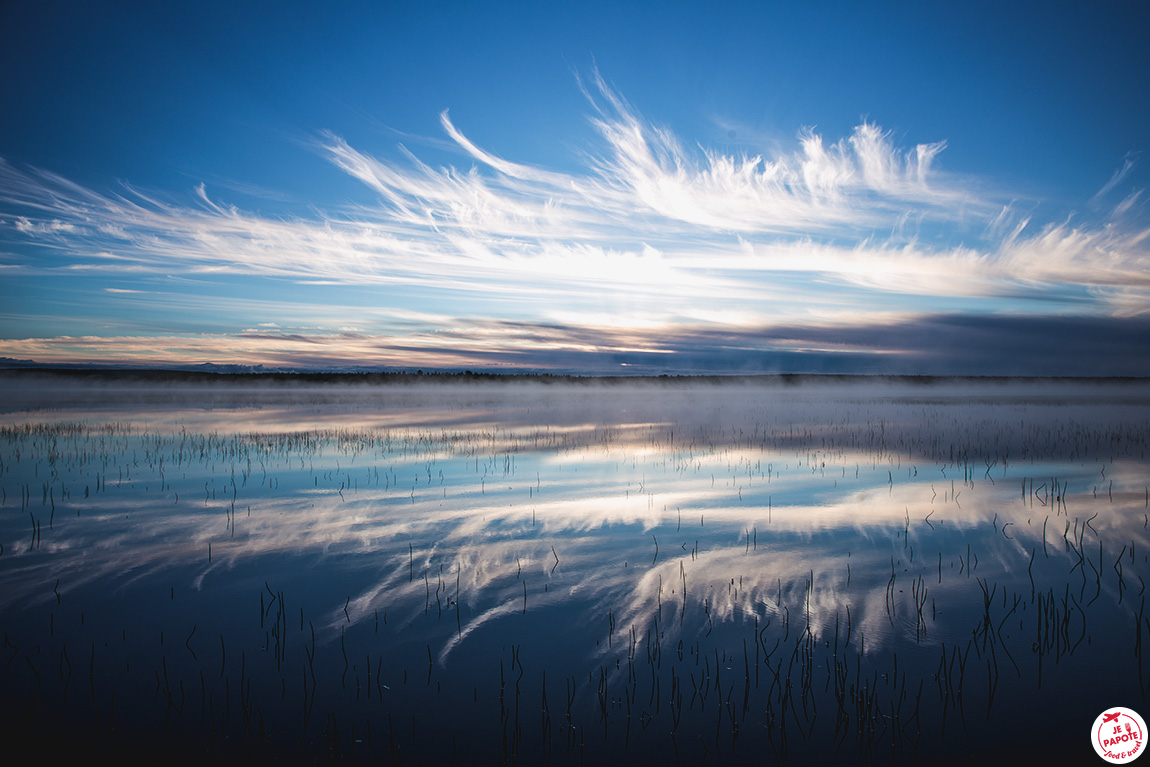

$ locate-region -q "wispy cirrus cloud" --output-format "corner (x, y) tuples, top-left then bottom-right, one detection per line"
(1093, 152), (1138, 203)
(2, 71), (1149, 373)
(997, 219), (1150, 290)
(578, 70), (967, 235)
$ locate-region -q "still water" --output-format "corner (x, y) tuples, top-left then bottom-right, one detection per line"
(1, 376), (1148, 763)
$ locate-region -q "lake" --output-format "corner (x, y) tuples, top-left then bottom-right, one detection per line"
(1, 374), (1148, 763)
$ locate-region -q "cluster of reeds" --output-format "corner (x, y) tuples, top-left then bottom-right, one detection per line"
(1, 391), (1148, 763)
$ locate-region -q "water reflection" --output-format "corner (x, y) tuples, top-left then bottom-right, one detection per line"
(1, 378), (1148, 763)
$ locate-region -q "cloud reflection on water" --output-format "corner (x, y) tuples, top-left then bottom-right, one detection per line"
(3, 379), (1147, 663)
(2, 378), (1149, 762)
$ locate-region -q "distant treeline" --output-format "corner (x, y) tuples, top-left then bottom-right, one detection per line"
(0, 367), (1146, 387)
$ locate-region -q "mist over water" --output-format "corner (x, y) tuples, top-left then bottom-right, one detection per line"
(1, 375), (1148, 763)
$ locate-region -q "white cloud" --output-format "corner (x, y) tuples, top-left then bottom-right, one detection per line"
(580, 70), (971, 235)
(997, 220), (1150, 288)
(2, 73), (1149, 342)
(1092, 153), (1138, 203)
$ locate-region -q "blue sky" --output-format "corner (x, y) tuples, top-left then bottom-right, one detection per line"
(2, 0), (1149, 375)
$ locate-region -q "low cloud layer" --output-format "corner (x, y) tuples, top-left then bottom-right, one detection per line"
(4, 312), (1149, 376)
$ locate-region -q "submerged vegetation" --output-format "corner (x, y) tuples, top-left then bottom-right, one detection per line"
(0, 376), (1148, 763)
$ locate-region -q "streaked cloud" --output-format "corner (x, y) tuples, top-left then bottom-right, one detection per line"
(579, 70), (968, 235)
(1093, 153), (1138, 203)
(997, 219), (1150, 290)
(1, 73), (1148, 371)
(4, 312), (1149, 376)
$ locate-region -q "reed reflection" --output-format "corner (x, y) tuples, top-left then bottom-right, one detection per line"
(1, 379), (1148, 763)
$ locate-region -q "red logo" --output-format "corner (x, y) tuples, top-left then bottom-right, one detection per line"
(1094, 708), (1146, 763)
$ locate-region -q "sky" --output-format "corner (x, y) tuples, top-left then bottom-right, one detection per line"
(2, 0), (1149, 376)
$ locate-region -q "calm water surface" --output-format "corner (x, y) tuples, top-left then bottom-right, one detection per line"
(1, 377), (1148, 763)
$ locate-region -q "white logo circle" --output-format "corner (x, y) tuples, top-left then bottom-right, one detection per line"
(1094, 708), (1147, 763)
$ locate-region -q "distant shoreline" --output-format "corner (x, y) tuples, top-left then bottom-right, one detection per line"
(1, 366), (1148, 387)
